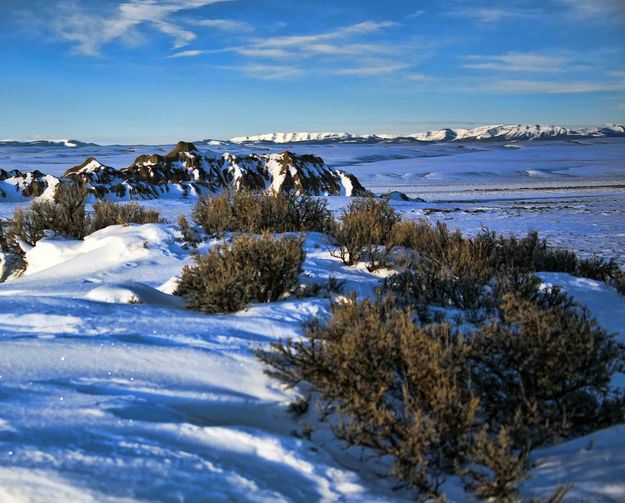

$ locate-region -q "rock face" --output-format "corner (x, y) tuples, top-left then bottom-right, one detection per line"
(0, 168), (56, 201)
(0, 141), (370, 200)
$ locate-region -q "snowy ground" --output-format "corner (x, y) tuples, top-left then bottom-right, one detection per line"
(2, 138), (624, 262)
(1, 140), (624, 501)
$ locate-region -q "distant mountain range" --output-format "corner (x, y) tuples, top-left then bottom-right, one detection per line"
(228, 124), (625, 144)
(2, 125), (624, 148)
(0, 142), (369, 201)
(0, 139), (98, 148)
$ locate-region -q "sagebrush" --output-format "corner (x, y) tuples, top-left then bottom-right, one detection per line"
(192, 191), (333, 236)
(259, 217), (625, 499)
(329, 197), (399, 270)
(1, 183), (163, 256)
(176, 233), (305, 313)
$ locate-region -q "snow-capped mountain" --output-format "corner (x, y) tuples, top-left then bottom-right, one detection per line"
(229, 124), (625, 144)
(0, 139), (98, 148)
(230, 132), (363, 144)
(0, 142), (369, 200)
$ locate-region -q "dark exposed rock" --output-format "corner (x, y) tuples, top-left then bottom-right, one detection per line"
(0, 141), (370, 200)
(60, 141), (370, 199)
(0, 168), (52, 199)
(380, 191), (425, 202)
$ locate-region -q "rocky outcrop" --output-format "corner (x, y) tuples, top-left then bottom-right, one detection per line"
(0, 141), (370, 200)
(0, 168), (56, 200)
(64, 142), (370, 199)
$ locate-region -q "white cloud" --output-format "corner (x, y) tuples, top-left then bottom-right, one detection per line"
(485, 79), (625, 94)
(453, 6), (539, 23)
(221, 19), (424, 80)
(558, 0), (625, 22)
(247, 21), (397, 51)
(407, 10), (424, 19)
(168, 49), (207, 58)
(406, 73), (430, 82)
(162, 18), (429, 80)
(237, 63), (304, 80)
(333, 63), (410, 77)
(49, 0), (229, 56)
(463, 53), (576, 73)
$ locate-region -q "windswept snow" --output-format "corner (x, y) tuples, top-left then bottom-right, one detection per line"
(0, 227), (404, 502)
(0, 140), (624, 501)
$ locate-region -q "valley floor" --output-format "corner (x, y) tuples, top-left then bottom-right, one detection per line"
(0, 140), (624, 501)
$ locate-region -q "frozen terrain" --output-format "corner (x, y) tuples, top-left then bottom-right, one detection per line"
(2, 138), (623, 262)
(0, 139), (624, 501)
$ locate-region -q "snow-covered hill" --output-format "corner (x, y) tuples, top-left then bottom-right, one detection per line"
(229, 124), (625, 144)
(0, 139), (98, 148)
(0, 142), (370, 200)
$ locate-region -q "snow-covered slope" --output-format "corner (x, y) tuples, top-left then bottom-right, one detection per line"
(229, 124), (625, 144)
(0, 139), (97, 148)
(0, 222), (624, 501)
(0, 225), (404, 502)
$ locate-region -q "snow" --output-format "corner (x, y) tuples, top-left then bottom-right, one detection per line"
(231, 131), (359, 144)
(0, 226), (405, 502)
(228, 124), (625, 144)
(0, 139), (92, 148)
(0, 140), (624, 500)
(77, 159), (105, 174)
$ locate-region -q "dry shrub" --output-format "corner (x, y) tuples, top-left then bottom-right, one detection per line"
(257, 217), (623, 498)
(470, 291), (625, 446)
(192, 191), (332, 236)
(330, 197), (399, 270)
(259, 298), (478, 497)
(176, 233), (305, 313)
(4, 182), (88, 252)
(465, 424), (571, 503)
(3, 184), (165, 256)
(259, 282), (624, 498)
(386, 221), (624, 312)
(464, 427), (530, 502)
(90, 200), (162, 232)
(177, 214), (201, 247)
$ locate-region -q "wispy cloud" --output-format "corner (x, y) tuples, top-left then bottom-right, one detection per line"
(189, 18), (253, 32)
(456, 47), (625, 94)
(47, 0), (230, 56)
(246, 21), (397, 52)
(167, 49), (207, 58)
(237, 63), (304, 80)
(557, 0), (625, 24)
(333, 63), (410, 77)
(220, 20), (436, 80)
(452, 6), (539, 23)
(463, 52), (583, 73)
(407, 10), (424, 19)
(484, 79), (625, 94)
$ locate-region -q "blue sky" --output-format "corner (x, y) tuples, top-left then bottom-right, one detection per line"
(1, 0), (624, 144)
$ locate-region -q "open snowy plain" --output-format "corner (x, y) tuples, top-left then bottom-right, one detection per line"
(0, 139), (624, 501)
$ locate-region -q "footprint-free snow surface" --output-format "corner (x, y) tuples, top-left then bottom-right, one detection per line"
(0, 140), (624, 501)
